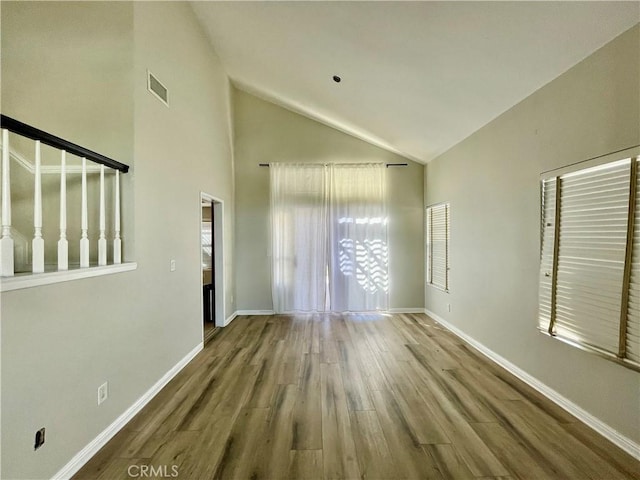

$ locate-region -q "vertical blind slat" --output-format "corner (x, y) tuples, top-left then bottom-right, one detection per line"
(626, 158), (640, 359)
(426, 203), (449, 291)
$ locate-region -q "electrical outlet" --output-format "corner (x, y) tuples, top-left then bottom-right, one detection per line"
(170, 259), (176, 272)
(98, 382), (109, 405)
(34, 427), (45, 450)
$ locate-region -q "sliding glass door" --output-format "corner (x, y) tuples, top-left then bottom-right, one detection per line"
(270, 163), (388, 313)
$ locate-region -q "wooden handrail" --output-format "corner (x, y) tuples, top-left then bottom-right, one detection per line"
(0, 114), (129, 173)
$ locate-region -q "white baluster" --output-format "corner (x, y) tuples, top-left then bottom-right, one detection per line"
(98, 164), (106, 266)
(0, 128), (14, 276)
(58, 150), (68, 271)
(80, 157), (89, 268)
(113, 170), (121, 264)
(32, 140), (44, 273)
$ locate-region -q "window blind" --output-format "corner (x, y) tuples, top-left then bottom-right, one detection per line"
(539, 154), (639, 370)
(554, 160), (630, 354)
(626, 158), (640, 363)
(539, 178), (557, 331)
(426, 203), (449, 291)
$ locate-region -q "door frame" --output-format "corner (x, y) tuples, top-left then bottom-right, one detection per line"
(200, 192), (225, 332)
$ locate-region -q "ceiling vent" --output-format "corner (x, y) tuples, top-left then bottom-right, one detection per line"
(147, 70), (169, 106)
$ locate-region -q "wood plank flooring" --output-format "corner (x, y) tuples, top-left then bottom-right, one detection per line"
(74, 313), (640, 480)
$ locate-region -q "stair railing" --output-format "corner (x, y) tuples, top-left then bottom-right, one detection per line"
(0, 114), (130, 277)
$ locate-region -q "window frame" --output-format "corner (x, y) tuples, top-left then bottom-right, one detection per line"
(539, 147), (640, 372)
(425, 201), (450, 292)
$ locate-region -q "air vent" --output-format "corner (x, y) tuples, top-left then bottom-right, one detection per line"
(147, 71), (168, 106)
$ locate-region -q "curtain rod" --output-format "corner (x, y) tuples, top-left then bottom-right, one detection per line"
(258, 163), (408, 168)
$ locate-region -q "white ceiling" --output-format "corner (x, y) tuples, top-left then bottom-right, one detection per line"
(191, 1), (639, 163)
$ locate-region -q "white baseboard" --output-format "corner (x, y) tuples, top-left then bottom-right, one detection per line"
(224, 311), (238, 326)
(234, 309), (424, 315)
(235, 309), (275, 316)
(389, 308), (426, 314)
(423, 308), (640, 460)
(52, 343), (203, 479)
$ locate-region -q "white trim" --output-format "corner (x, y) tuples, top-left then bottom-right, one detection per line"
(541, 145), (640, 180)
(235, 309), (426, 315)
(0, 262), (137, 292)
(235, 309), (275, 316)
(52, 343), (203, 480)
(424, 308), (640, 460)
(388, 308), (426, 314)
(224, 311), (238, 326)
(200, 193), (225, 328)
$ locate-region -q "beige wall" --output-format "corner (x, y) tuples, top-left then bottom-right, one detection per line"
(233, 89), (424, 311)
(425, 25), (640, 444)
(1, 0), (133, 270)
(0, 2), (235, 478)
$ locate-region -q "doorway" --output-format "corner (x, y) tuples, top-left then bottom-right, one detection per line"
(201, 193), (224, 343)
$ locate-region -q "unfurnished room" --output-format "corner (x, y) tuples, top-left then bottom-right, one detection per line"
(0, 1), (639, 479)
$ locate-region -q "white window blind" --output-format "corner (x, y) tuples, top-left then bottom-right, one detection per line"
(626, 160), (640, 363)
(539, 178), (557, 331)
(539, 155), (639, 370)
(426, 203), (450, 291)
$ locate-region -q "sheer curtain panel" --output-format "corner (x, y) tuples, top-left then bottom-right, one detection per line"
(329, 164), (389, 312)
(270, 163), (328, 313)
(270, 162), (389, 313)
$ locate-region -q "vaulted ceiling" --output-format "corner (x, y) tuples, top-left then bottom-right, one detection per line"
(191, 2), (639, 163)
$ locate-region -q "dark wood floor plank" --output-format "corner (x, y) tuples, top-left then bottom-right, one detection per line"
(423, 443), (476, 480)
(399, 351), (510, 477)
(489, 399), (593, 479)
(168, 364), (262, 479)
(350, 410), (399, 479)
(245, 339), (287, 408)
(320, 363), (361, 479)
(447, 365), (524, 402)
(343, 319), (390, 391)
(288, 450), (323, 479)
(506, 399), (636, 480)
(320, 339), (340, 364)
(336, 340), (375, 411)
(375, 352), (451, 444)
(211, 407), (270, 480)
(177, 352), (258, 432)
(292, 353), (323, 450)
(247, 384), (299, 480)
(559, 422), (640, 479)
(73, 313), (640, 480)
(74, 457), (146, 480)
(147, 430), (197, 472)
(470, 421), (560, 480)
(370, 387), (445, 479)
(404, 344), (497, 425)
(278, 357), (302, 385)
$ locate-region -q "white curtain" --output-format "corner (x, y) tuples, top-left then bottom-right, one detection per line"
(270, 163), (328, 313)
(329, 164), (388, 311)
(270, 162), (388, 313)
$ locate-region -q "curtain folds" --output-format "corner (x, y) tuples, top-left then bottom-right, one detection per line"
(270, 162), (388, 313)
(329, 164), (388, 312)
(270, 163), (328, 313)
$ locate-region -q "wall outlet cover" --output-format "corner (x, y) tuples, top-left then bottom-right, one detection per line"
(98, 382), (109, 405)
